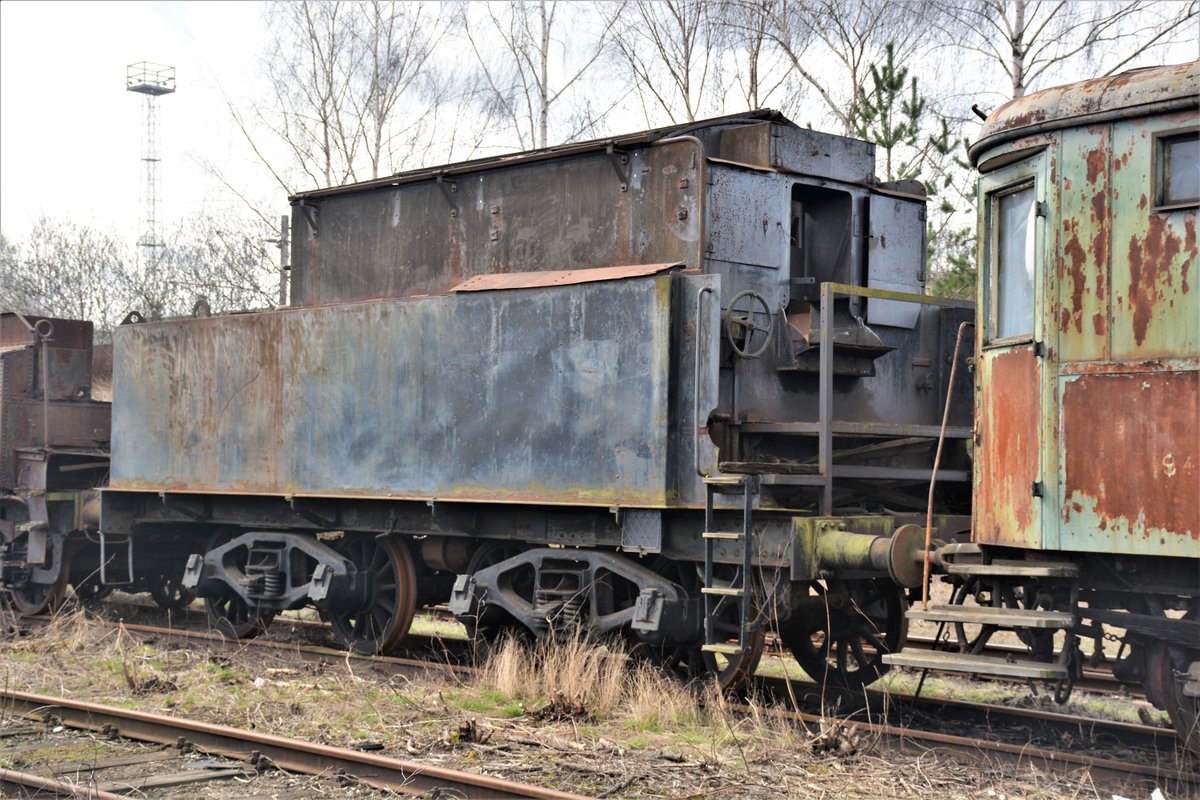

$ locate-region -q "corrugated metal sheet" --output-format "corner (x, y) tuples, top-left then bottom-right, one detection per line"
(111, 274), (676, 508)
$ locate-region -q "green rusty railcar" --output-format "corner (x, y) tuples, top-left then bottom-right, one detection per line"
(887, 61), (1199, 752)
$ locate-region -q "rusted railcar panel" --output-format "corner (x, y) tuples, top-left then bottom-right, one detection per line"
(1059, 370), (1198, 554)
(292, 142), (699, 306)
(451, 262), (681, 292)
(111, 274), (674, 507)
(970, 62), (1199, 164)
(975, 347), (1042, 548)
(1057, 125), (1110, 361)
(1109, 113), (1199, 360)
(111, 315), (285, 492)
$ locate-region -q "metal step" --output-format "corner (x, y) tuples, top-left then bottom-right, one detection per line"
(906, 604), (1074, 629)
(701, 643), (746, 655)
(700, 586), (744, 597)
(882, 649), (1068, 681)
(702, 530), (744, 540)
(703, 474), (746, 494)
(945, 560), (1079, 578)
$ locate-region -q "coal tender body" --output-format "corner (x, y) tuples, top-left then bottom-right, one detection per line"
(99, 110), (972, 690)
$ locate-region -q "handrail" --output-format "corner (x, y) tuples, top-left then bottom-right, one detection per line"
(818, 281), (973, 515)
(694, 285), (714, 476)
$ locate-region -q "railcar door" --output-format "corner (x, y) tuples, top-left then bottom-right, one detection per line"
(974, 153), (1050, 550)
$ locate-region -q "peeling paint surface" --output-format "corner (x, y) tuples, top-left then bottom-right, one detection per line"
(111, 274), (677, 508)
(975, 346), (1042, 548)
(1060, 370), (1198, 553)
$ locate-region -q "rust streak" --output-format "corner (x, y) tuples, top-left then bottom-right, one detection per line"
(1127, 216), (1183, 346)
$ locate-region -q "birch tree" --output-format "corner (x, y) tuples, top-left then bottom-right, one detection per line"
(614, 0), (722, 124)
(935, 0), (1199, 101)
(460, 1), (618, 149)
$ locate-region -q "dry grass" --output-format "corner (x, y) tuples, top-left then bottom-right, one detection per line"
(2, 609), (1180, 799)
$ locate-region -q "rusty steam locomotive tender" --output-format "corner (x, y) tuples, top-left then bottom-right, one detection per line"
(91, 109), (972, 691)
(3, 63), (1196, 748)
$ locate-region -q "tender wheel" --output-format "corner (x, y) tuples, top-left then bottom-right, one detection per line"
(723, 290), (773, 359)
(1148, 607), (1200, 755)
(203, 530), (272, 639)
(70, 576), (114, 605)
(460, 541), (533, 661)
(148, 569), (196, 611)
(2, 533), (68, 616)
(324, 535), (417, 655)
(636, 559), (764, 692)
(779, 578), (907, 695)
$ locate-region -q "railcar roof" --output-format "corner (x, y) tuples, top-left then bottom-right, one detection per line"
(289, 109), (796, 201)
(970, 61), (1199, 165)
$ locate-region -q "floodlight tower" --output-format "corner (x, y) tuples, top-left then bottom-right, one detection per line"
(126, 62), (176, 270)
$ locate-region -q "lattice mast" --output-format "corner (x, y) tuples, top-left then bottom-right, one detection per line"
(126, 62), (175, 270)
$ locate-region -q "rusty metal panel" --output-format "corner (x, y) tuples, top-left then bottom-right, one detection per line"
(866, 193), (926, 328)
(452, 262), (680, 293)
(291, 142), (700, 306)
(1107, 112), (1198, 359)
(1056, 125), (1111, 362)
(971, 61), (1198, 164)
(716, 122), (876, 184)
(706, 165), (787, 269)
(975, 346), (1042, 548)
(111, 274), (674, 507)
(1059, 368), (1198, 554)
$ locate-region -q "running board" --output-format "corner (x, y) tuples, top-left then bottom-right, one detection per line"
(882, 650), (1068, 681)
(906, 605), (1074, 629)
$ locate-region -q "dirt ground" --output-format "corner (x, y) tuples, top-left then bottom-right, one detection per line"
(1, 601), (1192, 800)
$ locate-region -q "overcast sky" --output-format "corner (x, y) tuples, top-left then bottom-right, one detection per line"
(3, 1), (1196, 252)
(0, 1), (271, 243)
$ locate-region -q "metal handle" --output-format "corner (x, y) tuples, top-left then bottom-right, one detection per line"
(694, 285), (714, 477)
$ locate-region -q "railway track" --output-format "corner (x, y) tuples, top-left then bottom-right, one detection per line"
(11, 610), (1191, 793)
(1, 688), (590, 799)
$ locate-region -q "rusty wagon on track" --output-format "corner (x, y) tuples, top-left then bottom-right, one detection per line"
(3, 63), (1197, 751)
(885, 61), (1200, 750)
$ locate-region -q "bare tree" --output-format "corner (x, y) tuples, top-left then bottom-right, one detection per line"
(0, 218), (133, 330)
(764, 0), (936, 135)
(718, 0), (793, 112)
(614, 0), (722, 124)
(460, 1), (619, 149)
(935, 0), (1199, 100)
(239, 0), (454, 193)
(159, 214), (280, 317)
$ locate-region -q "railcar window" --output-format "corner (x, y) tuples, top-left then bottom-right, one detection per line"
(993, 184), (1036, 340)
(1157, 132), (1199, 208)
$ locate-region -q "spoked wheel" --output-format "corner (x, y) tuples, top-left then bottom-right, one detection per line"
(701, 566), (766, 692)
(1148, 607), (1200, 755)
(148, 568), (196, 611)
(203, 530), (273, 640)
(323, 535), (417, 655)
(460, 541), (533, 662)
(70, 576), (114, 605)
(949, 576), (1053, 659)
(2, 533), (68, 616)
(635, 559), (764, 692)
(779, 577), (907, 696)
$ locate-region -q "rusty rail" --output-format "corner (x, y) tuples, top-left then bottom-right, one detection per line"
(2, 689), (588, 800)
(1, 766), (126, 800)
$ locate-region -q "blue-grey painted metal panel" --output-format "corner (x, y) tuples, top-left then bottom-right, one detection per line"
(866, 194), (927, 329)
(110, 273), (675, 508)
